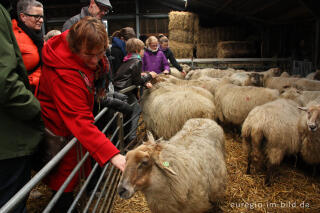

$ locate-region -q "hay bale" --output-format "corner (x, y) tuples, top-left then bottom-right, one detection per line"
(169, 30), (194, 44)
(170, 41), (193, 58)
(217, 41), (257, 58)
(196, 43), (217, 58)
(169, 11), (197, 32)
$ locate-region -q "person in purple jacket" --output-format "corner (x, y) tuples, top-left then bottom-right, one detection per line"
(142, 36), (170, 74)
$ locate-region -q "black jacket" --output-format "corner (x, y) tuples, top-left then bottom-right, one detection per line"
(162, 47), (183, 71)
(113, 57), (152, 91)
(111, 45), (124, 76)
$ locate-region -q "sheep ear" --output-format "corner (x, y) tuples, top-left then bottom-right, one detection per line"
(146, 131), (155, 143)
(298, 106), (308, 111)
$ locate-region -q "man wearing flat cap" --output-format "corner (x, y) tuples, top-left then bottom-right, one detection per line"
(62, 0), (112, 32)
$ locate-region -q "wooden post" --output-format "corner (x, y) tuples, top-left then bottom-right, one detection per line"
(315, 20), (319, 69)
(135, 0), (140, 38)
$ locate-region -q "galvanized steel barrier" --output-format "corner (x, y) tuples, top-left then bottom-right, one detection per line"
(0, 85), (141, 213)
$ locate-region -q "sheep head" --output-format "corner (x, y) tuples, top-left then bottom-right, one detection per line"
(299, 105), (320, 132)
(117, 132), (163, 199)
(249, 73), (264, 86)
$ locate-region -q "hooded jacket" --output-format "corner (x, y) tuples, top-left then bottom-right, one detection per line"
(142, 48), (170, 74)
(0, 4), (43, 160)
(37, 30), (119, 191)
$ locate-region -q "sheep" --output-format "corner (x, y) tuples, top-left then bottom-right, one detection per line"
(170, 67), (185, 79)
(293, 78), (320, 91)
(263, 76), (301, 91)
(158, 74), (221, 96)
(306, 70), (320, 80)
(117, 118), (227, 213)
(242, 98), (302, 185)
(297, 97), (320, 166)
(280, 71), (291, 77)
(185, 68), (242, 80)
(214, 81), (279, 126)
(141, 84), (216, 139)
(280, 87), (320, 106)
(228, 72), (264, 86)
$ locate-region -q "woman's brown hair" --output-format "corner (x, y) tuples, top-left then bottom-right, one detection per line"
(67, 16), (108, 53)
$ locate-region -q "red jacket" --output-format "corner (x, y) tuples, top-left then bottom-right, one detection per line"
(37, 30), (119, 191)
(12, 19), (41, 91)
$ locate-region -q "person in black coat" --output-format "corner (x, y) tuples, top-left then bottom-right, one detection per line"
(110, 27), (136, 76)
(114, 38), (157, 143)
(158, 35), (185, 75)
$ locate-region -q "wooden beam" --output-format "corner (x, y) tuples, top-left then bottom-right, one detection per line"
(249, 0), (282, 15)
(315, 20), (320, 69)
(215, 0), (233, 14)
(298, 0), (320, 20)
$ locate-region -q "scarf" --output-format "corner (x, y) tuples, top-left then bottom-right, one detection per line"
(123, 53), (141, 62)
(112, 37), (127, 56)
(147, 46), (159, 53)
(17, 18), (44, 72)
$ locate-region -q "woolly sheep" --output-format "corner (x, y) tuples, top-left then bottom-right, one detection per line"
(214, 82), (279, 126)
(293, 78), (320, 91)
(298, 97), (320, 165)
(306, 70), (320, 80)
(242, 98), (301, 185)
(185, 68), (243, 80)
(280, 87), (320, 106)
(229, 72), (264, 86)
(117, 118), (227, 213)
(170, 67), (185, 79)
(141, 84), (215, 139)
(263, 76), (301, 91)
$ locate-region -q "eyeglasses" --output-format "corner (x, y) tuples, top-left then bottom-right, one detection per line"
(24, 13), (44, 21)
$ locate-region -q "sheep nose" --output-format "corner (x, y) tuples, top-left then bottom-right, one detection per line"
(118, 186), (128, 198)
(309, 124), (317, 131)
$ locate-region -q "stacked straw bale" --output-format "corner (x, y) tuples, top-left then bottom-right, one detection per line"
(168, 11), (198, 58)
(217, 41), (257, 58)
(197, 26), (245, 58)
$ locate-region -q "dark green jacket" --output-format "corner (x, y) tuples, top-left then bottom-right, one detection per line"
(0, 4), (43, 160)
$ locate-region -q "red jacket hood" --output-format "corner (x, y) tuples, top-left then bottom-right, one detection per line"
(42, 30), (89, 73)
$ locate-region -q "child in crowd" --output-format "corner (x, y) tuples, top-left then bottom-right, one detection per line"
(142, 36), (170, 74)
(113, 38), (157, 143)
(159, 35), (185, 75)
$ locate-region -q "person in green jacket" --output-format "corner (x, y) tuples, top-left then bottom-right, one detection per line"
(0, 1), (43, 212)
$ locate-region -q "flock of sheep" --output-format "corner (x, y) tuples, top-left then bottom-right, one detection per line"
(117, 66), (320, 213)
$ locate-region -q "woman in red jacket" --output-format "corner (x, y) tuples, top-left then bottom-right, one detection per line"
(37, 17), (126, 212)
(12, 0), (44, 93)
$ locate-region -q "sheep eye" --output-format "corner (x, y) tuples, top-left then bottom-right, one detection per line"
(138, 161), (148, 168)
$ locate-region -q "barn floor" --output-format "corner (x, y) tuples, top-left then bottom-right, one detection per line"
(112, 132), (320, 213)
(25, 131), (320, 213)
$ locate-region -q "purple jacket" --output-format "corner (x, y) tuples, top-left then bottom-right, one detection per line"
(142, 48), (170, 74)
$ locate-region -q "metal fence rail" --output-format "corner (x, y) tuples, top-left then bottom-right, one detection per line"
(0, 86), (139, 213)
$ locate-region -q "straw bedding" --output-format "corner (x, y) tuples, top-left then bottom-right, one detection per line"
(112, 132), (320, 213)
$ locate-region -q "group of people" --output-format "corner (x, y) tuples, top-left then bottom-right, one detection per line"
(0, 0), (184, 212)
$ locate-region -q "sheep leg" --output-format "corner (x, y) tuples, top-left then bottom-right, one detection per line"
(265, 164), (275, 186)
